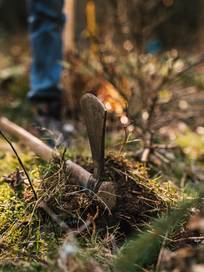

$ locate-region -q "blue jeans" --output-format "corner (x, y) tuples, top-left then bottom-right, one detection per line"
(27, 0), (65, 101)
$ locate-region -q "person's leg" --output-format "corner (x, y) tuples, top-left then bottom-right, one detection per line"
(27, 0), (65, 102)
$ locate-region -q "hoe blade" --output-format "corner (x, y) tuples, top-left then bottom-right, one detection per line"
(80, 93), (107, 182)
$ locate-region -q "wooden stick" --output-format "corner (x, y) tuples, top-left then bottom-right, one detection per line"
(0, 117), (92, 188)
(0, 117), (55, 161)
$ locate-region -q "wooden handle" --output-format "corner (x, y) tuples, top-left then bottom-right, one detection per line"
(0, 117), (56, 161)
(0, 117), (93, 186)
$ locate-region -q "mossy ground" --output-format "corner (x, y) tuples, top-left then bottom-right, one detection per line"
(0, 142), (180, 271)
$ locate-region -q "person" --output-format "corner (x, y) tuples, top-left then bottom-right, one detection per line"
(27, 0), (65, 120)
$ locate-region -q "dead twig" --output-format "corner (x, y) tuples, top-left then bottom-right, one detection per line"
(0, 129), (38, 200)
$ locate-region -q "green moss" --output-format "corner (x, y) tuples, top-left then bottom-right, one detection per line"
(176, 129), (204, 160)
(0, 181), (58, 269)
(0, 147), (57, 270)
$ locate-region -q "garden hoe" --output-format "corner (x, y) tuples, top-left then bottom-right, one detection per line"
(0, 94), (111, 197)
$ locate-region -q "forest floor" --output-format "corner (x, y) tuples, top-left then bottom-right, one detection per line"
(0, 34), (204, 272)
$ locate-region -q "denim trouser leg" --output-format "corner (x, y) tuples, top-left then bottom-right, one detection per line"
(27, 0), (65, 101)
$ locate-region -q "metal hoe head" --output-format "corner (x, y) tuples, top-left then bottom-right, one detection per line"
(80, 93), (107, 189)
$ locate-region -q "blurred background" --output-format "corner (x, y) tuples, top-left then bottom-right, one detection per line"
(0, 0), (203, 48)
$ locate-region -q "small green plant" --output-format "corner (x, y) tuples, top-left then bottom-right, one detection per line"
(114, 194), (199, 272)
